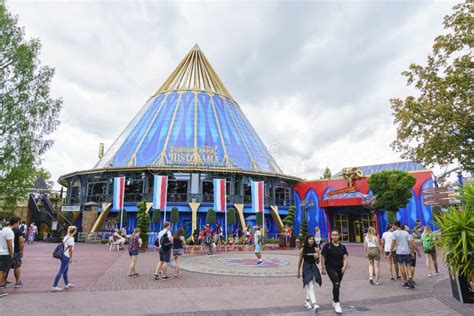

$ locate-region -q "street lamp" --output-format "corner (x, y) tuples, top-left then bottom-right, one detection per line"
(300, 199), (314, 221)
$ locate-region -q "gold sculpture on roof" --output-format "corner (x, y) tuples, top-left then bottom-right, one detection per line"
(342, 167), (363, 187)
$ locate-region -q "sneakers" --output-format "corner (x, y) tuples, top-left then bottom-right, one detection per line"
(161, 275), (170, 280)
(313, 304), (320, 312)
(390, 277), (396, 281)
(333, 302), (342, 314)
(369, 278), (374, 285)
(304, 301), (313, 310)
(374, 281), (380, 285)
(0, 292), (7, 298)
(256, 260), (263, 265)
(153, 274), (160, 280)
(401, 283), (410, 289)
(408, 278), (416, 287)
(65, 284), (74, 289)
(396, 276), (402, 279)
(428, 273), (432, 277)
(14, 282), (23, 288)
(51, 287), (63, 292)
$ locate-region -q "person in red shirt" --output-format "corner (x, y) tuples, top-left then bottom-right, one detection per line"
(285, 224), (292, 247)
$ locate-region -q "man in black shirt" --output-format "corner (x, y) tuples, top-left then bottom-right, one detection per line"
(321, 229), (348, 314)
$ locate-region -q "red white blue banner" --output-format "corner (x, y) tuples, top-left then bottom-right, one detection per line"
(251, 181), (264, 213)
(213, 179), (226, 211)
(113, 177), (125, 210)
(153, 175), (168, 210)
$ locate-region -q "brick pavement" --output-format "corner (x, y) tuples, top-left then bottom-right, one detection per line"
(0, 242), (471, 315)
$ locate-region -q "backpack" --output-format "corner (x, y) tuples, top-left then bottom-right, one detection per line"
(422, 233), (435, 252)
(53, 237), (71, 259)
(160, 233), (173, 251)
(205, 231), (213, 244)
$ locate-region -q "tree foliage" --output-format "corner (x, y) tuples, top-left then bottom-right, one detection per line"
(284, 205), (296, 227)
(298, 216), (308, 244)
(205, 208), (216, 224)
(0, 5), (62, 211)
(170, 207), (179, 230)
(390, 1), (473, 171)
(368, 171), (416, 215)
(256, 211), (263, 226)
(227, 208), (236, 225)
(152, 208), (161, 224)
(136, 201), (149, 247)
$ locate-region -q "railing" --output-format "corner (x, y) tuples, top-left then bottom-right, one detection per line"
(67, 193), (291, 207)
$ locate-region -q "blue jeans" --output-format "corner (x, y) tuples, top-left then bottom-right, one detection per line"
(53, 255), (70, 287)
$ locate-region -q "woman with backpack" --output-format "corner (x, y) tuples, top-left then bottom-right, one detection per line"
(127, 228), (142, 278)
(421, 226), (439, 277)
(320, 229), (348, 314)
(297, 234), (322, 312)
(364, 226), (382, 285)
(172, 228), (186, 278)
(51, 226), (77, 292)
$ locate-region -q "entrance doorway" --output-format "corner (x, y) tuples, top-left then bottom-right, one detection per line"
(331, 207), (373, 242)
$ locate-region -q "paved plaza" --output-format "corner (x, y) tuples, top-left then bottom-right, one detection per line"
(1, 243), (472, 315)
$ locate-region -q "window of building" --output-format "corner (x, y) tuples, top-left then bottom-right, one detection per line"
(86, 181), (107, 202)
(275, 187), (291, 206)
(168, 180), (188, 202)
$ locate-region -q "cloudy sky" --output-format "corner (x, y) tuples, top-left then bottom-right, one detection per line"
(8, 0), (457, 188)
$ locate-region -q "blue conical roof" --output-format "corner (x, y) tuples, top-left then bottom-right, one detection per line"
(95, 45), (282, 175)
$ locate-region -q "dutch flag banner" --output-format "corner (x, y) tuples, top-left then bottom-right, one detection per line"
(113, 177), (125, 210)
(251, 181), (264, 213)
(153, 175), (168, 210)
(213, 179), (226, 212)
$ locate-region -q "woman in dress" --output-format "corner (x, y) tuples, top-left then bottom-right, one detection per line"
(172, 228), (186, 278)
(364, 226), (382, 285)
(127, 228), (142, 277)
(297, 235), (322, 312)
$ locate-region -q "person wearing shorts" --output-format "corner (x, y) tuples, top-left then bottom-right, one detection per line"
(390, 221), (415, 289)
(254, 226), (263, 265)
(381, 224), (400, 280)
(364, 227), (381, 285)
(172, 228), (185, 278)
(6, 224), (25, 288)
(127, 228), (142, 278)
(154, 222), (173, 280)
(0, 216), (20, 298)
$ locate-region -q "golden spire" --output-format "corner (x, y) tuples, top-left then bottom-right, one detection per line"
(154, 44), (233, 99)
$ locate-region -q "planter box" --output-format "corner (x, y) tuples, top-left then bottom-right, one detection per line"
(449, 269), (474, 304)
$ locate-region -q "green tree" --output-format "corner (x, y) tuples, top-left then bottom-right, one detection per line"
(368, 170), (416, 220)
(205, 208), (216, 224)
(170, 207), (179, 230)
(298, 216), (308, 244)
(256, 211), (264, 226)
(0, 5), (62, 212)
(152, 209), (161, 225)
(227, 208), (236, 226)
(136, 201), (150, 248)
(284, 205), (296, 227)
(390, 1), (473, 172)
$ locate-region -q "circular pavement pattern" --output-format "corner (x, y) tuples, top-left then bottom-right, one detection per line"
(174, 252), (297, 277)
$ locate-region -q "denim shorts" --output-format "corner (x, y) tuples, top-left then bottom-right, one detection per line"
(129, 249), (139, 257)
(159, 249), (171, 262)
(397, 254), (412, 265)
(173, 249), (184, 257)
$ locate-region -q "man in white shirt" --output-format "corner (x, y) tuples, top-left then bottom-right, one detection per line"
(154, 222), (173, 280)
(381, 224), (400, 280)
(0, 216), (21, 298)
(390, 221), (415, 289)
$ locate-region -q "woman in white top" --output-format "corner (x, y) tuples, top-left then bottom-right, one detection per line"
(364, 226), (382, 285)
(51, 226), (77, 292)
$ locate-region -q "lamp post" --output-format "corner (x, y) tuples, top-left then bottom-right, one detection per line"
(300, 199), (314, 224)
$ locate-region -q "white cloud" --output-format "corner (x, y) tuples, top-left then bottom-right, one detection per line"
(6, 0), (457, 188)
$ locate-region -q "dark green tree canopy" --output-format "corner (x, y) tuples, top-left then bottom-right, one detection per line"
(205, 208), (216, 224)
(0, 5), (62, 211)
(136, 201), (149, 247)
(390, 1), (473, 171)
(368, 170), (416, 213)
(170, 207), (179, 224)
(227, 208), (236, 225)
(152, 208), (161, 224)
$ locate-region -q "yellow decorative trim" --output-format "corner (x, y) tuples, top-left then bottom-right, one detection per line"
(145, 202), (153, 214)
(155, 92), (184, 166)
(91, 203), (111, 233)
(188, 202), (200, 236)
(221, 96), (258, 171)
(234, 203), (246, 231)
(126, 93), (169, 167)
(154, 44), (233, 100)
(270, 205), (284, 233)
(209, 93), (233, 168)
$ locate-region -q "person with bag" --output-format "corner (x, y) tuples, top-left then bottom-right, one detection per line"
(127, 228), (142, 278)
(421, 226), (439, 277)
(51, 226), (77, 292)
(154, 222), (173, 280)
(254, 225), (264, 265)
(297, 234), (322, 312)
(203, 224), (214, 257)
(364, 227), (382, 285)
(321, 229), (348, 314)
